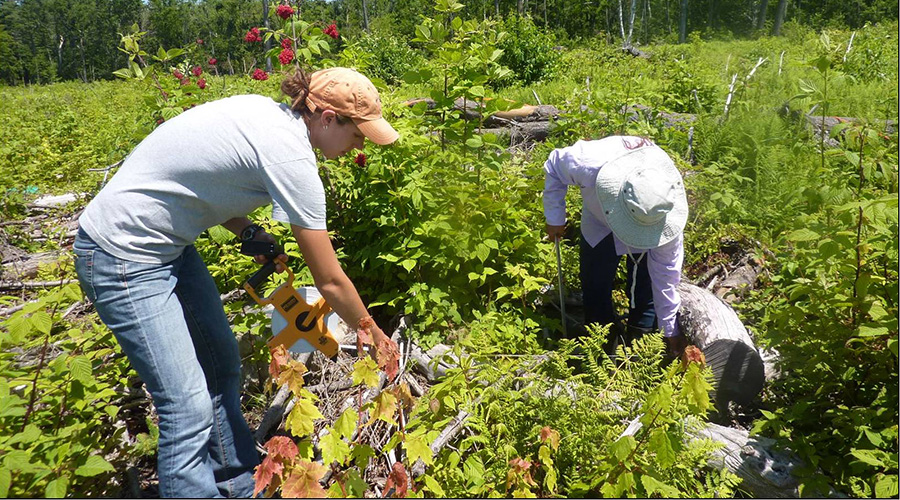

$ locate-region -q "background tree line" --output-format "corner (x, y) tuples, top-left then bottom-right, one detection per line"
(0, 0), (895, 85)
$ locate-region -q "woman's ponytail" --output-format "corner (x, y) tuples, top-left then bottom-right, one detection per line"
(281, 69), (312, 116)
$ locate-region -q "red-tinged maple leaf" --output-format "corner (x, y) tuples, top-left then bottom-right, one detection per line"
(281, 460), (328, 498)
(265, 436), (299, 462)
(375, 335), (401, 381)
(509, 457), (532, 472)
(269, 345), (291, 381)
(252, 455), (283, 498)
(356, 327), (373, 353)
(682, 345), (706, 368)
(384, 462), (410, 498)
(540, 426), (561, 451)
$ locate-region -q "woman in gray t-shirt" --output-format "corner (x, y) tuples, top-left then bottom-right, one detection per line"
(74, 67), (399, 497)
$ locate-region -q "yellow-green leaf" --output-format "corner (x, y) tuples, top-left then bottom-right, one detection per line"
(284, 398), (323, 437)
(334, 407), (357, 439)
(406, 432), (433, 466)
(319, 428), (350, 466)
(352, 358), (380, 388)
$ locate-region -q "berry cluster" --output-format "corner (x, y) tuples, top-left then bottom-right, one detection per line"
(275, 4), (294, 19)
(323, 23), (339, 39)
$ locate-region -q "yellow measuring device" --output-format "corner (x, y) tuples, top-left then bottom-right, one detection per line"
(241, 245), (339, 358)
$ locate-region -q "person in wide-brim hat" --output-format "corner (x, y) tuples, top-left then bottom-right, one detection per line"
(544, 136), (690, 359)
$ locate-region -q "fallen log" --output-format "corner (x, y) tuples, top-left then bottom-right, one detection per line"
(621, 44), (651, 59)
(402, 97), (560, 126)
(620, 416), (843, 498)
(677, 282), (765, 413)
(479, 122), (555, 147)
(1, 251), (64, 281)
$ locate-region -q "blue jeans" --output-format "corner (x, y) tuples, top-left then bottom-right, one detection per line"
(73, 229), (258, 498)
(580, 234), (656, 351)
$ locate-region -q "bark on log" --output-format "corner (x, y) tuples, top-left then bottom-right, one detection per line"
(677, 283), (765, 411)
(1, 251), (64, 280)
(714, 261), (762, 305)
(621, 44), (651, 58)
(695, 423), (845, 498)
(620, 417), (843, 498)
(479, 122), (555, 147)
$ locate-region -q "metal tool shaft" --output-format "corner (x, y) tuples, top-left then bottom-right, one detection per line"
(554, 238), (568, 338)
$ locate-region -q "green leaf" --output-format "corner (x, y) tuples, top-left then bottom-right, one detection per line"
(423, 474), (445, 496)
(450, 16), (462, 30)
(319, 428), (350, 466)
(474, 243), (490, 262)
(30, 311), (52, 335)
(610, 436), (636, 461)
(468, 85), (485, 97)
(850, 449), (885, 467)
(112, 68), (132, 79)
(786, 228), (820, 242)
(350, 444), (375, 469)
(649, 428), (677, 469)
(6, 315), (29, 343)
(0, 468), (10, 497)
(465, 136), (483, 149)
(406, 432), (433, 466)
(334, 408), (357, 439)
(857, 325), (890, 337)
(44, 476), (68, 498)
(875, 475), (899, 498)
(641, 475), (680, 498)
(401, 259), (417, 272)
(70, 356), (93, 384)
(344, 468), (368, 498)
(74, 455), (115, 477)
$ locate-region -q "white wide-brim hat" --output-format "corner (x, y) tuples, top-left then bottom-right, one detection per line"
(595, 145), (688, 249)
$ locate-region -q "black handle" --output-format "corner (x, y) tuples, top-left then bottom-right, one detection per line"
(240, 240), (284, 293)
(246, 260), (278, 291)
(240, 240), (283, 259)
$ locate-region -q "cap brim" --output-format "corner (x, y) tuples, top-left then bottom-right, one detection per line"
(355, 118), (399, 145)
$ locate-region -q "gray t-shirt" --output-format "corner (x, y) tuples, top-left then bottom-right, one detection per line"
(79, 95), (326, 264)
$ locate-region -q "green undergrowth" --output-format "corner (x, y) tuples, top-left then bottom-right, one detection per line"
(1, 17), (897, 497)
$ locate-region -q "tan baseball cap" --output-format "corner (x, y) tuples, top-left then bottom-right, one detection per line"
(305, 67), (399, 145)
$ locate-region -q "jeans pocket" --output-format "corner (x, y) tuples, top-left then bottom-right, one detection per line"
(73, 248), (97, 302)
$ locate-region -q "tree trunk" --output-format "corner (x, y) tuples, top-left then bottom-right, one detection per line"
(676, 283), (765, 413)
(262, 0), (272, 71)
(495, 0), (500, 17)
(362, 0), (370, 31)
(678, 0), (688, 43)
(516, 0), (524, 17)
(755, 0), (769, 29)
(772, 0), (787, 35)
(626, 0), (637, 45)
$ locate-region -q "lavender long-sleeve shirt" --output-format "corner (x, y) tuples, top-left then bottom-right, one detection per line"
(543, 137), (683, 337)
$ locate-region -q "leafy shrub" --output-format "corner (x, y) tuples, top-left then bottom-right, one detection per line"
(1, 281), (132, 497)
(745, 125), (899, 498)
(349, 31), (424, 86)
(495, 15), (562, 87)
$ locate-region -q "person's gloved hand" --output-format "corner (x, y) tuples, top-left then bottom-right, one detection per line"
(663, 334), (690, 360)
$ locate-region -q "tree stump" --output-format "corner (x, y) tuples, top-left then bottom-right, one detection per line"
(677, 282), (765, 412)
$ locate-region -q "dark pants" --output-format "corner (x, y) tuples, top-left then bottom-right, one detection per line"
(580, 234), (656, 354)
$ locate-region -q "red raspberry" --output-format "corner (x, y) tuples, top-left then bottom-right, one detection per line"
(251, 68), (269, 80)
(275, 4), (294, 19)
(244, 27), (261, 43)
(198, 78), (206, 89)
